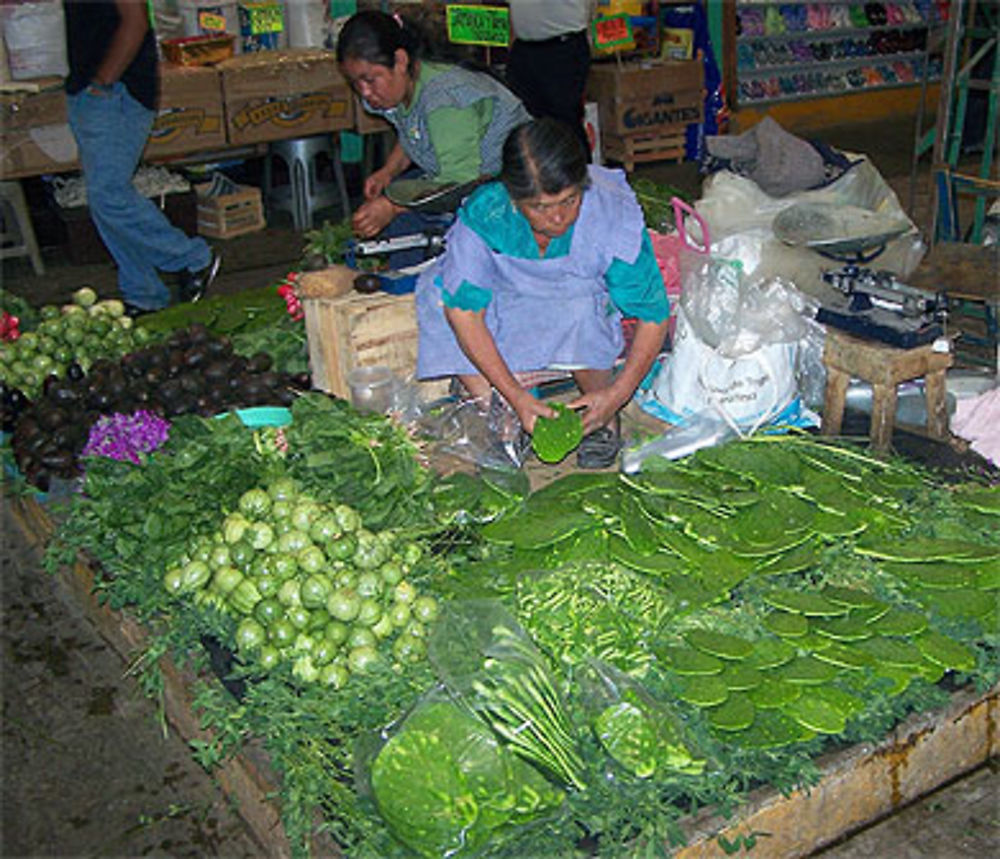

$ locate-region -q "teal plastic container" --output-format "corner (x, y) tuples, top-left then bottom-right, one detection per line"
(216, 406), (292, 428)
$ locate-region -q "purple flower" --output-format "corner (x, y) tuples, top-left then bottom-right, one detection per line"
(82, 410), (171, 464)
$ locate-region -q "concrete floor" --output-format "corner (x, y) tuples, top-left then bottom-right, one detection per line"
(2, 116), (998, 857)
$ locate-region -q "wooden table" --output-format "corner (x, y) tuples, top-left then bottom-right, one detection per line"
(821, 328), (954, 452)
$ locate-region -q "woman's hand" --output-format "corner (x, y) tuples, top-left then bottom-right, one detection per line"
(568, 387), (626, 435)
(351, 196), (399, 238)
(509, 388), (557, 435)
(363, 167), (394, 201)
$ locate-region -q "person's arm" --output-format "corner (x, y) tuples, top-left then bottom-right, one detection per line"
(91, 0), (149, 87)
(353, 142), (412, 237)
(444, 306), (555, 432)
(363, 141), (412, 200)
(569, 228), (671, 431)
(569, 318), (668, 432)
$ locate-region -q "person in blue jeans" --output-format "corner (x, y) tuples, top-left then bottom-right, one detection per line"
(63, 0), (219, 315)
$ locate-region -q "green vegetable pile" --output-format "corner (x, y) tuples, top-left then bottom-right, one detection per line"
(370, 697), (564, 858)
(164, 478), (438, 686)
(39, 411), (999, 859)
(0, 289), (151, 397)
(627, 176), (690, 232)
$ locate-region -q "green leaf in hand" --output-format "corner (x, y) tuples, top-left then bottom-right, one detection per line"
(532, 404), (583, 464)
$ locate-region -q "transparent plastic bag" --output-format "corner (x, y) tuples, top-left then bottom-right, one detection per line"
(694, 157), (926, 284)
(637, 252), (822, 435)
(417, 390), (530, 471)
(579, 659), (709, 780)
(429, 599), (587, 791)
(358, 684), (564, 858)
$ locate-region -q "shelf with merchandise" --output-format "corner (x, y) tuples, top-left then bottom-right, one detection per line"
(725, 0), (948, 110)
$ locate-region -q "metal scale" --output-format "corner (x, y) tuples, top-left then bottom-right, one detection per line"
(347, 178), (482, 291)
(773, 201), (948, 348)
(816, 265), (948, 349)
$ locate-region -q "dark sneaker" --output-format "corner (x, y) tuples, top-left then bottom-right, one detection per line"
(576, 425), (622, 470)
(123, 302), (159, 319)
(177, 252), (221, 303)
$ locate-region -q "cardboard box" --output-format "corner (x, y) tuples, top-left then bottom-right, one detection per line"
(0, 84), (78, 179)
(194, 182), (265, 238)
(144, 64), (226, 159)
(219, 49), (353, 145)
(586, 59), (703, 138)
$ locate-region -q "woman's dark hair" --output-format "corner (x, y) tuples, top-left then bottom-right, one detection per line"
(500, 118), (589, 201)
(335, 10), (424, 72)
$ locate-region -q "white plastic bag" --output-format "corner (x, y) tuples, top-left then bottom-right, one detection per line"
(693, 158), (926, 298)
(636, 251), (820, 435)
(1, 1), (69, 80)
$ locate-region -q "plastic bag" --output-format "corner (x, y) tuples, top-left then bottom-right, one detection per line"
(429, 599), (587, 791)
(693, 157), (926, 296)
(360, 685), (565, 858)
(580, 659), (708, 780)
(1, 2), (68, 80)
(636, 249), (822, 435)
(417, 390), (530, 471)
(648, 197), (710, 341)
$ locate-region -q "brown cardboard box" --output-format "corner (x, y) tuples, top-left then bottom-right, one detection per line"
(0, 84), (78, 179)
(219, 49), (353, 145)
(586, 59), (704, 138)
(144, 64), (226, 158)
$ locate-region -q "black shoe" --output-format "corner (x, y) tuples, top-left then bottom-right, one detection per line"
(123, 302), (159, 319)
(577, 424), (622, 470)
(177, 252), (221, 303)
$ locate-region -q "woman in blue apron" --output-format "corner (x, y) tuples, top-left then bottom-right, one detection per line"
(416, 118), (670, 467)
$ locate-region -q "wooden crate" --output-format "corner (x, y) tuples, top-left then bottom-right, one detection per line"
(194, 183), (265, 239)
(602, 129), (687, 171)
(301, 277), (449, 401)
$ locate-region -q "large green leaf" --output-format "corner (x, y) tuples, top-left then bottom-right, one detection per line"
(531, 403), (583, 463)
(480, 500), (594, 549)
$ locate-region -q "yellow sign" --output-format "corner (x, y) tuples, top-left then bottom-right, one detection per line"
(198, 11), (227, 32)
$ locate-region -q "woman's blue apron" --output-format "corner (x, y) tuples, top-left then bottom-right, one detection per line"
(415, 167), (645, 379)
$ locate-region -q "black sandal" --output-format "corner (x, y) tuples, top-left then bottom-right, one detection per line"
(577, 420), (622, 470)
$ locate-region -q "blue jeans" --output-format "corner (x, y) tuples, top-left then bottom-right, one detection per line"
(67, 82), (211, 310)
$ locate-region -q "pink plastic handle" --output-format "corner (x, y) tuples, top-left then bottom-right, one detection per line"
(671, 197), (710, 254)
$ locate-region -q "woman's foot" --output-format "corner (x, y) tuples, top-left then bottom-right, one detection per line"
(576, 417), (621, 469)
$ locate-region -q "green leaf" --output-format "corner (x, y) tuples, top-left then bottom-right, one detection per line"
(531, 403), (583, 463)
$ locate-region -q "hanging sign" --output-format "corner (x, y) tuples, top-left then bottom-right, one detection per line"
(591, 14), (634, 52)
(242, 1), (284, 34)
(446, 4), (510, 47)
(199, 11), (228, 32)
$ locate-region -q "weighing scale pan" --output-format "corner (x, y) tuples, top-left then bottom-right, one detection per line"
(773, 202), (912, 261)
(385, 178), (481, 214)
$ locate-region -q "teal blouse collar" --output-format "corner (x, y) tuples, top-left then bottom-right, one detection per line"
(458, 182), (574, 259)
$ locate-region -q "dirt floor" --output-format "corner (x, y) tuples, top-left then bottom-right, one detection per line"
(2, 115), (998, 857)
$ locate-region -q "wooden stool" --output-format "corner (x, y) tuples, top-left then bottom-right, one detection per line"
(821, 329), (954, 452)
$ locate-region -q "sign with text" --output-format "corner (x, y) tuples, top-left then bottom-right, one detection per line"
(446, 4), (510, 47)
(592, 14), (634, 52)
(199, 11), (228, 32)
